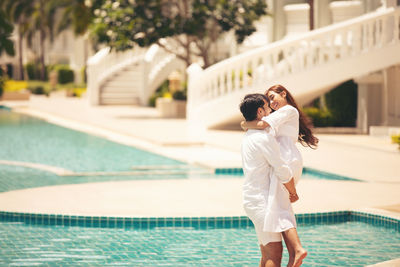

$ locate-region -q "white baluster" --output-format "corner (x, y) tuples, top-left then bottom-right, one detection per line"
(227, 68), (233, 93)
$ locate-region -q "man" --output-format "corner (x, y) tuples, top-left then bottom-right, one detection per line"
(240, 93), (303, 267)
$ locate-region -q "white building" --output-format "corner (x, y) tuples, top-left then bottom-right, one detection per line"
(0, 28), (90, 83)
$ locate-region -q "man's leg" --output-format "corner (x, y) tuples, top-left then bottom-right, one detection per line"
(283, 228), (307, 267)
(259, 242), (283, 267)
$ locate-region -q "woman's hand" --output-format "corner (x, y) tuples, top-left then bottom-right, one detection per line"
(289, 192), (299, 203)
(240, 121), (248, 131)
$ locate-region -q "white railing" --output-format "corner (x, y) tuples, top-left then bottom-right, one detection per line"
(87, 46), (146, 105)
(144, 44), (185, 101)
(187, 7), (400, 128)
(87, 43), (184, 105)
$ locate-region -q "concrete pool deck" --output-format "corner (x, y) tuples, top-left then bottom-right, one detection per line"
(0, 95), (400, 220)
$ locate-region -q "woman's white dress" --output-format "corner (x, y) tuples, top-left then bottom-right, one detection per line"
(261, 104), (303, 233)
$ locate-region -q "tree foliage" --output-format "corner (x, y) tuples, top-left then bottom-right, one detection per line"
(90, 0), (267, 67)
(57, 0), (105, 36)
(0, 9), (15, 57)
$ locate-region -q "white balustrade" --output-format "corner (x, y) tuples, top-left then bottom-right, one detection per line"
(87, 42), (184, 105)
(188, 7), (400, 128)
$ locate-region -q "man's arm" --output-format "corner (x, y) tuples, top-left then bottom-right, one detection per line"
(258, 134), (298, 197)
(241, 120), (270, 131)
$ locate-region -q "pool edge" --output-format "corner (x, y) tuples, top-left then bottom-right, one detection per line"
(0, 210), (398, 232)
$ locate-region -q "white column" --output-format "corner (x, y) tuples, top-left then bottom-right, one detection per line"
(314, 0), (331, 28)
(356, 83), (369, 133)
(272, 0), (286, 41)
(381, 69), (389, 126)
(186, 63), (206, 139)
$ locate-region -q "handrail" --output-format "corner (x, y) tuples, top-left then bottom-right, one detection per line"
(87, 43), (184, 105)
(187, 7), (400, 114)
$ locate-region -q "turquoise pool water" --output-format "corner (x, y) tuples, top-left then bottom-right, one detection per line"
(0, 219), (399, 266)
(0, 108), (222, 192)
(0, 109), (185, 172)
(0, 108), (360, 193)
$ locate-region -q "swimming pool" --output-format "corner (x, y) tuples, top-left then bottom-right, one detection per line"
(0, 211), (399, 266)
(0, 107), (363, 194)
(0, 108), (186, 173)
(1, 107), (398, 266)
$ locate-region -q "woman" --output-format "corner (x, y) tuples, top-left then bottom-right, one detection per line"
(241, 84), (318, 267)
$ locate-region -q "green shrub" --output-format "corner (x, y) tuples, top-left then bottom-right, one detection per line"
(148, 80), (169, 107)
(325, 80), (358, 127)
(27, 81), (51, 95)
(25, 62), (37, 80)
(51, 65), (74, 84)
(25, 62), (48, 80)
(172, 89), (187, 100)
(391, 134), (400, 150)
(306, 80), (358, 127)
(303, 107), (334, 127)
(31, 86), (45, 95)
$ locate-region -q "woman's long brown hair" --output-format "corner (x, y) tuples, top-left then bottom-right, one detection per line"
(266, 84), (319, 149)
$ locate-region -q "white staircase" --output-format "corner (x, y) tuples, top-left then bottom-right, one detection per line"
(87, 44), (185, 106)
(187, 7), (400, 129)
(100, 63), (143, 105)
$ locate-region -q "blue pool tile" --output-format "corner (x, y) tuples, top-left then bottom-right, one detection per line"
(116, 218), (124, 228)
(232, 218), (240, 228)
(208, 218), (216, 229)
(190, 217), (199, 228)
(183, 217), (191, 228)
(174, 217), (183, 228)
(149, 218), (157, 229)
(49, 214), (56, 225)
(124, 218), (133, 228)
(166, 217), (174, 228)
(140, 218), (148, 229)
(199, 218), (208, 229)
(108, 217), (116, 228)
(216, 217), (224, 228)
(92, 217), (100, 228)
(224, 217), (232, 228)
(102, 217), (109, 228)
(132, 218), (141, 229)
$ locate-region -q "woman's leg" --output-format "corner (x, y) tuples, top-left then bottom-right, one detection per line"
(283, 228), (307, 267)
(282, 231), (295, 266)
(260, 241), (283, 267)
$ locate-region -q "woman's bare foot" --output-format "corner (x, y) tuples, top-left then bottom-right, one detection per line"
(292, 248), (307, 267)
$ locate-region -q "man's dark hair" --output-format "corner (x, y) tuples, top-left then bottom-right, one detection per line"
(239, 93), (267, 121)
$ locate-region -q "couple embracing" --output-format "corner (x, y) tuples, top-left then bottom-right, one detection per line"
(239, 85), (318, 267)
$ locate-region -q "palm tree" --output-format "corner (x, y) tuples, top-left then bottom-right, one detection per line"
(3, 0), (61, 81)
(27, 0), (60, 80)
(1, 0), (33, 80)
(0, 9), (15, 57)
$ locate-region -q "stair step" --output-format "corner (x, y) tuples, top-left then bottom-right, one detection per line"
(101, 85), (140, 92)
(101, 92), (140, 98)
(102, 88), (140, 94)
(104, 80), (141, 87)
(100, 96), (140, 104)
(100, 99), (140, 105)
(105, 77), (142, 84)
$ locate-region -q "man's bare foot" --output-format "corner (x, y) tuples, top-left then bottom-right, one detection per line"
(292, 248), (307, 267)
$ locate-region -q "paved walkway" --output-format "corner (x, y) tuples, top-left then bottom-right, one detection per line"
(0, 95), (399, 220)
